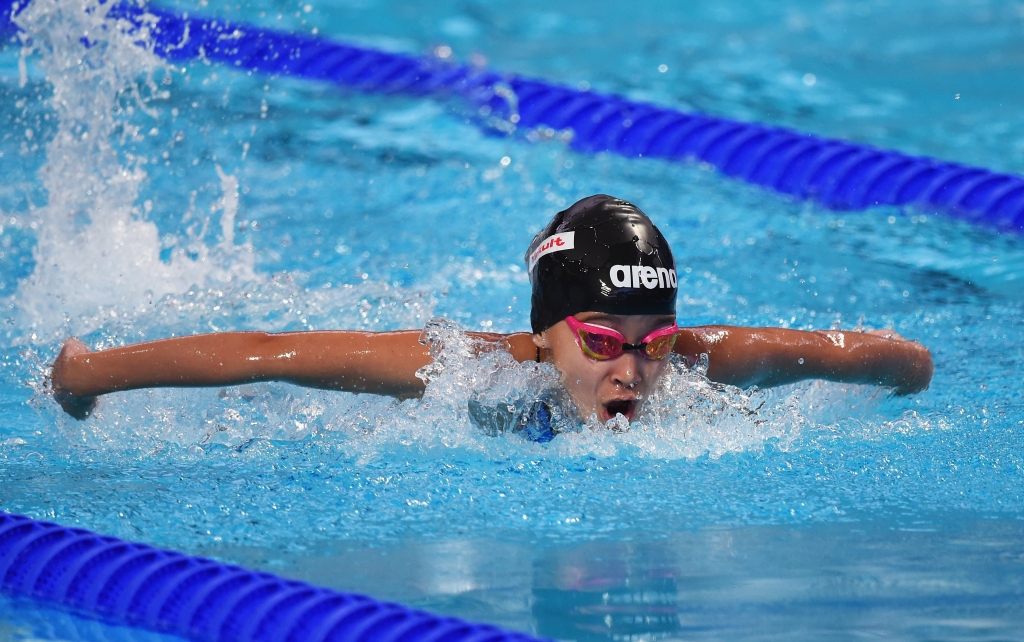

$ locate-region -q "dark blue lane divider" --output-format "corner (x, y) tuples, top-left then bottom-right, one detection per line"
(2, 0), (1023, 230)
(0, 512), (544, 642)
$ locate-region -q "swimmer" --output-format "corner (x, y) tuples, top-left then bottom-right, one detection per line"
(50, 195), (933, 429)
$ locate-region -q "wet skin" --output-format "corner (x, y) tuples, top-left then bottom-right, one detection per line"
(533, 313), (677, 423)
(51, 320), (932, 421)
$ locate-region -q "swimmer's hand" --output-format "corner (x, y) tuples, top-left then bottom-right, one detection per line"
(863, 328), (933, 395)
(51, 338), (98, 420)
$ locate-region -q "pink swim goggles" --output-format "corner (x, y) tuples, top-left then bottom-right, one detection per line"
(564, 316), (679, 361)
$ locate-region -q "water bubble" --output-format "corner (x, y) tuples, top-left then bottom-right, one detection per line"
(10, 0), (256, 342)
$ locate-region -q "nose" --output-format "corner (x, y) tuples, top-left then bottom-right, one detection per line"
(610, 352), (642, 389)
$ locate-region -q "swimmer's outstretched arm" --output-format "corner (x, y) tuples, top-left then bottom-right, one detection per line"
(51, 331), (538, 419)
(673, 326), (933, 395)
(50, 325), (930, 419)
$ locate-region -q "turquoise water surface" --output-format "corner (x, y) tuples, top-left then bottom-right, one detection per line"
(2, 0), (1024, 639)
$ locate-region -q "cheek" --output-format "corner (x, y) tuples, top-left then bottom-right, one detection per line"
(549, 343), (608, 401)
(549, 333), (591, 379)
(639, 360), (669, 390)
(556, 355), (605, 392)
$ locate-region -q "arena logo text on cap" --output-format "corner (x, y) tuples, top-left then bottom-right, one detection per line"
(528, 232), (575, 271)
(609, 265), (678, 289)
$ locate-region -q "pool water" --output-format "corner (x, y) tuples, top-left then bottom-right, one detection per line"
(2, 0), (1024, 639)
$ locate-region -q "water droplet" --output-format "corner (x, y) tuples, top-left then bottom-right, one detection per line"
(798, 358), (805, 365)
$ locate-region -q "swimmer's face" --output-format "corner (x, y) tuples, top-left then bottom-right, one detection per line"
(533, 312), (676, 424)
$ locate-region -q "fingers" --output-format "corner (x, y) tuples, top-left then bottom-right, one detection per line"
(54, 390), (97, 420)
(892, 344), (934, 396)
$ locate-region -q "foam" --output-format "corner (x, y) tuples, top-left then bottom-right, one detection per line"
(7, 0), (923, 467)
(39, 318), (903, 466)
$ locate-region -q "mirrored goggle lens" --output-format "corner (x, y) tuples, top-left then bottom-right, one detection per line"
(643, 333), (677, 360)
(577, 329), (623, 360)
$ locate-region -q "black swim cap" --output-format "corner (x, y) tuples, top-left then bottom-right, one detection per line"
(527, 195), (677, 334)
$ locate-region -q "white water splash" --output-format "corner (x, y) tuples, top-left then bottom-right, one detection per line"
(8, 0), (923, 462)
(38, 317), (909, 463)
(11, 0), (255, 343)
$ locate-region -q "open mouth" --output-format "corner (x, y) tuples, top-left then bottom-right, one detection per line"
(603, 398), (637, 421)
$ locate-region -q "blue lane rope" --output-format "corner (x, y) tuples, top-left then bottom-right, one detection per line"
(0, 0), (1017, 635)
(2, 0), (1023, 230)
(0, 512), (545, 642)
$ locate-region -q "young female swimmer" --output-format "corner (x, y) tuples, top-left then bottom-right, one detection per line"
(50, 195), (934, 432)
